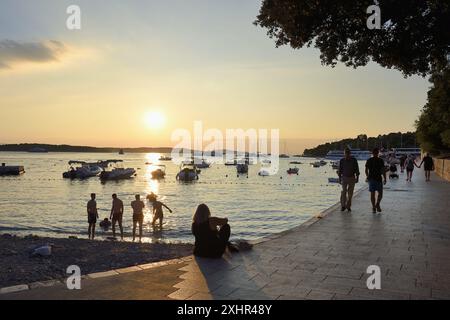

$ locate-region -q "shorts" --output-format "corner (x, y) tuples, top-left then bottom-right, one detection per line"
(424, 165), (433, 171)
(368, 179), (383, 193)
(406, 167), (414, 172)
(133, 213), (144, 224)
(88, 213), (97, 224)
(112, 212), (123, 224)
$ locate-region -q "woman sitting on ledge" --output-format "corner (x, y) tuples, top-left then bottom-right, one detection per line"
(192, 204), (238, 258)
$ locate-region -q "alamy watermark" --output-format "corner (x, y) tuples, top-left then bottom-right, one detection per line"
(66, 265), (81, 290)
(366, 265), (381, 290)
(66, 5), (81, 30)
(171, 121), (280, 174)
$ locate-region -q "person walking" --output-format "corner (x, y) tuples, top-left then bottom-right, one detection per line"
(365, 148), (387, 213)
(399, 154), (407, 173)
(338, 148), (360, 212)
(87, 193), (98, 240)
(405, 154), (420, 182)
(131, 194), (145, 242)
(110, 193), (124, 240)
(419, 153), (435, 182)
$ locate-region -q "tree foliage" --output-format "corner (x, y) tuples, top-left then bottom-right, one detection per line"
(255, 0), (450, 77)
(415, 68), (450, 154)
(303, 132), (417, 157)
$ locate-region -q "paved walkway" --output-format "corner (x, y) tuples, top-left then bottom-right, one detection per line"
(2, 169), (450, 300)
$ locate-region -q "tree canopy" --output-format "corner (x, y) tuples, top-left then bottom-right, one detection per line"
(415, 68), (450, 154)
(255, 0), (450, 77)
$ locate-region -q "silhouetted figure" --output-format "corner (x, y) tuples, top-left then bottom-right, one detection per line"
(419, 153), (434, 182)
(399, 154), (407, 173)
(338, 148), (360, 212)
(147, 193), (172, 228)
(131, 194), (145, 242)
(87, 193), (98, 239)
(405, 154), (420, 181)
(192, 204), (237, 258)
(100, 218), (112, 231)
(110, 194), (124, 240)
(365, 148), (387, 213)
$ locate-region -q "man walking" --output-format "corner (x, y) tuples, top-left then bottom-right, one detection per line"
(365, 148), (387, 213)
(110, 194), (124, 240)
(338, 148), (360, 212)
(131, 194), (145, 242)
(87, 193), (98, 240)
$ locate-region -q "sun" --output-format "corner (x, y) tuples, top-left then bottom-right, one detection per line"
(144, 111), (166, 129)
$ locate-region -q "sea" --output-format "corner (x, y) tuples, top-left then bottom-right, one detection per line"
(0, 152), (364, 243)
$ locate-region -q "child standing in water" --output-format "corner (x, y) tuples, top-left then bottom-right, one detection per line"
(147, 193), (172, 228)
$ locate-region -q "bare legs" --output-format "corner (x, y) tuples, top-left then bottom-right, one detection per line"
(112, 220), (123, 240)
(88, 223), (95, 239)
(132, 221), (142, 242)
(425, 170), (431, 181)
(370, 191), (383, 213)
(406, 170), (413, 181)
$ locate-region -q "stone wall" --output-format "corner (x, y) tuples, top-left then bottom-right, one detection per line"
(433, 158), (450, 182)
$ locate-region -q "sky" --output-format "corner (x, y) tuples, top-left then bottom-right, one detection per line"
(0, 0), (430, 153)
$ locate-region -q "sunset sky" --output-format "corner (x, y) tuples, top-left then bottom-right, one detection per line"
(0, 0), (430, 153)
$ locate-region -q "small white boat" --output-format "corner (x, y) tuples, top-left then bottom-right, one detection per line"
(258, 168), (271, 176)
(63, 161), (102, 179)
(194, 158), (210, 168)
(159, 155), (172, 161)
(176, 164), (199, 181)
(99, 160), (136, 181)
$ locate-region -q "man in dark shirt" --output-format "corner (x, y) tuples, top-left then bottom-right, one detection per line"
(338, 148), (360, 212)
(365, 148), (387, 213)
(419, 153), (434, 182)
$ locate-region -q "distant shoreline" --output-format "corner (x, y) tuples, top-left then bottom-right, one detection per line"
(0, 144), (173, 154)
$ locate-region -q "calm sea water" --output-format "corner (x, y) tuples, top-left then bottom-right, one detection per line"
(0, 152), (362, 243)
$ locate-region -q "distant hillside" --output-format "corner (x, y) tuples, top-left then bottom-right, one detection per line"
(0, 143), (173, 153)
(303, 132), (418, 157)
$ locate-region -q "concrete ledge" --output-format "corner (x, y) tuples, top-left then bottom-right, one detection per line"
(0, 284), (29, 295)
(88, 270), (120, 279)
(115, 266), (143, 274)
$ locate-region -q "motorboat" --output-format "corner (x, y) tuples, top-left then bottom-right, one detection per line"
(311, 162), (321, 168)
(0, 163), (25, 176)
(328, 177), (340, 183)
(287, 167), (299, 175)
(279, 154), (290, 158)
(176, 164), (199, 181)
(63, 161), (102, 179)
(258, 168), (271, 176)
(151, 165), (166, 179)
(159, 155), (172, 161)
(319, 160), (327, 166)
(193, 158), (210, 169)
(224, 160), (237, 166)
(289, 161), (302, 164)
(236, 163), (249, 174)
(99, 160), (136, 181)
